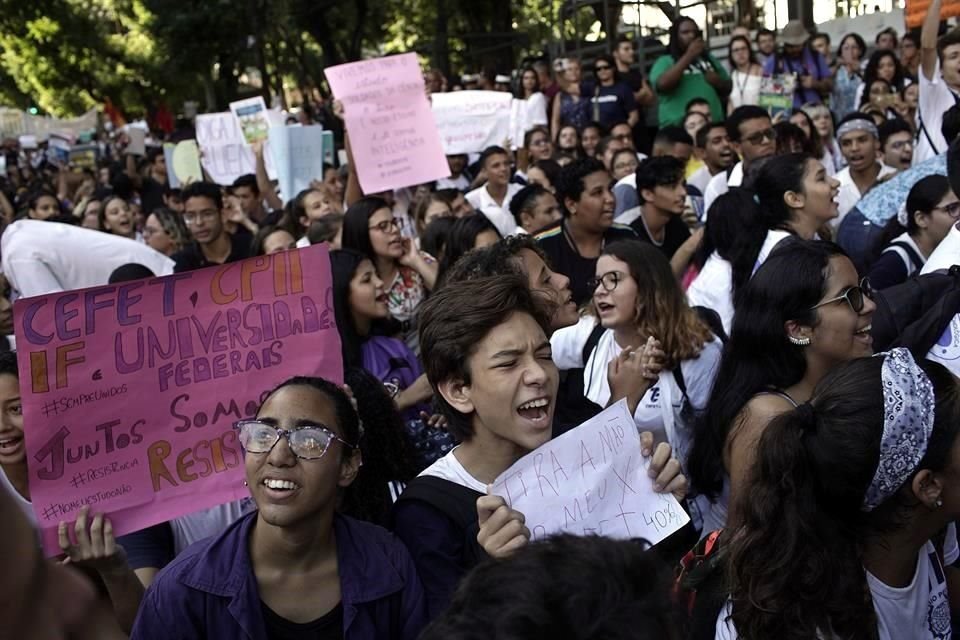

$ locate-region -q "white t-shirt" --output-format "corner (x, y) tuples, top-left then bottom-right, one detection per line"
(550, 316), (722, 465)
(435, 174), (471, 192)
(703, 162), (743, 216)
(834, 163), (898, 227)
(687, 165), (715, 196)
(419, 447), (488, 493)
(916, 59), (960, 165)
(715, 523), (959, 639)
(923, 224), (960, 377)
(1, 220), (175, 299)
(686, 230), (792, 334)
(465, 183), (523, 237)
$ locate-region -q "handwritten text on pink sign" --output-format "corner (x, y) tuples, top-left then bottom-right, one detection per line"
(14, 244), (343, 553)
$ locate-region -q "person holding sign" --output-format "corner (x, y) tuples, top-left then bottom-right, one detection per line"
(762, 20), (833, 111)
(718, 351), (960, 640)
(392, 274), (686, 617)
(341, 197), (438, 354)
(132, 376), (428, 639)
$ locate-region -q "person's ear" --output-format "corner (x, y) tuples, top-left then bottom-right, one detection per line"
(564, 196), (578, 216)
(639, 187), (656, 203)
(300, 215), (310, 230)
(730, 141), (743, 159)
(914, 210), (931, 230)
(784, 189), (805, 210)
(910, 469), (945, 510)
(438, 378), (474, 416)
(784, 319), (813, 344)
(338, 448), (362, 487)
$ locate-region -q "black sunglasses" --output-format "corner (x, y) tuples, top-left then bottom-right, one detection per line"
(810, 278), (873, 313)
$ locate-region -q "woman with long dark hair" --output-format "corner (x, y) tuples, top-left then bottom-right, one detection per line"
(688, 240), (876, 534)
(436, 213), (502, 283)
(687, 153), (841, 333)
(341, 197), (437, 353)
(586, 53), (639, 131)
(719, 351), (960, 640)
(831, 33), (867, 119)
(515, 66), (548, 137)
(857, 49), (908, 107)
(868, 175), (958, 289)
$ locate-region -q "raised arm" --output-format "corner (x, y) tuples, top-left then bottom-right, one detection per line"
(655, 40), (702, 93)
(922, 0), (943, 81)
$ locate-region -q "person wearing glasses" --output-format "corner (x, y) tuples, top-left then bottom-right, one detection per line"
(550, 241), (721, 477)
(131, 376), (428, 639)
(687, 240), (876, 536)
(341, 196), (438, 354)
(834, 114), (897, 226)
(869, 175), (959, 290)
(878, 119), (914, 171)
(585, 54), (639, 132)
(171, 182), (251, 273)
(703, 106), (776, 213)
(727, 35), (762, 113)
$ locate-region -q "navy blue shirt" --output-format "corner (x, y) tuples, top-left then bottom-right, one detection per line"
(131, 511), (427, 640)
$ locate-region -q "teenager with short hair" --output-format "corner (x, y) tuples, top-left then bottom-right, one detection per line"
(465, 146), (523, 236)
(172, 182), (251, 272)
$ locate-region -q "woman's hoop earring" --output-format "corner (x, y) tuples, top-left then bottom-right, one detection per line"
(789, 335), (811, 346)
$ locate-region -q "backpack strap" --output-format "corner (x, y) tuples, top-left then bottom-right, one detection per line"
(883, 240), (925, 274)
(581, 322), (606, 365)
(396, 475), (486, 567)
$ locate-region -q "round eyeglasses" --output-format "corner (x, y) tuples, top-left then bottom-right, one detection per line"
(234, 420), (353, 460)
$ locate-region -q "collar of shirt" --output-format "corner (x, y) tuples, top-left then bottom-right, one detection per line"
(175, 511), (410, 634)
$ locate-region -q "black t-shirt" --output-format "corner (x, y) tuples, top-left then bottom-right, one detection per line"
(261, 602), (343, 640)
(172, 231), (252, 273)
(535, 220), (638, 307)
(629, 213), (691, 261)
(619, 68), (646, 94)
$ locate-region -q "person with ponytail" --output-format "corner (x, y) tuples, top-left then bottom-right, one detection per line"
(868, 175), (958, 289)
(687, 153), (841, 334)
(718, 349), (960, 640)
(687, 240), (876, 535)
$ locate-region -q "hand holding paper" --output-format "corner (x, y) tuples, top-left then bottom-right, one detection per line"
(477, 486), (531, 558)
(490, 400), (689, 545)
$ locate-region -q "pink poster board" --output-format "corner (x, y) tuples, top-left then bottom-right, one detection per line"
(13, 244), (343, 554)
(325, 53), (450, 193)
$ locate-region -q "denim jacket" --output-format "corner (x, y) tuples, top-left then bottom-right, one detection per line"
(131, 510), (427, 639)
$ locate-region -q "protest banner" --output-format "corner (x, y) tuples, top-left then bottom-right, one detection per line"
(195, 111), (257, 185)
(172, 140), (203, 186)
(269, 124), (326, 201)
(14, 243), (343, 554)
(68, 144), (99, 171)
(326, 53), (449, 194)
(492, 400), (689, 545)
(432, 91), (513, 154)
(229, 96), (270, 145)
(758, 75), (796, 120)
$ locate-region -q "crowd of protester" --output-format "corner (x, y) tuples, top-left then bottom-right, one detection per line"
(5, 3), (960, 639)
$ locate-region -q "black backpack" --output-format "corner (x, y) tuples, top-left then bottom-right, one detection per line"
(870, 265), (960, 354)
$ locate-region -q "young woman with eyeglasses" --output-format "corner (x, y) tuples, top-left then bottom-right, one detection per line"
(687, 240), (876, 535)
(341, 197), (438, 354)
(727, 35), (762, 113)
(551, 241), (722, 475)
(132, 376), (428, 639)
(869, 175), (959, 289)
(718, 351), (960, 640)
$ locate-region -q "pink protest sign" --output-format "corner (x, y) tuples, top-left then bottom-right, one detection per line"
(13, 244), (342, 554)
(325, 53), (449, 193)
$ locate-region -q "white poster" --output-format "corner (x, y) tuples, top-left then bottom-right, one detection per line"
(431, 91), (513, 154)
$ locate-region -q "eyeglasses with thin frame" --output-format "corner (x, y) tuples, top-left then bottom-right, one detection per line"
(743, 128), (777, 145)
(234, 420), (353, 460)
(183, 209), (219, 225)
(369, 217), (404, 233)
(889, 139), (913, 150)
(934, 201), (960, 220)
(809, 278), (873, 313)
(588, 271), (625, 292)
